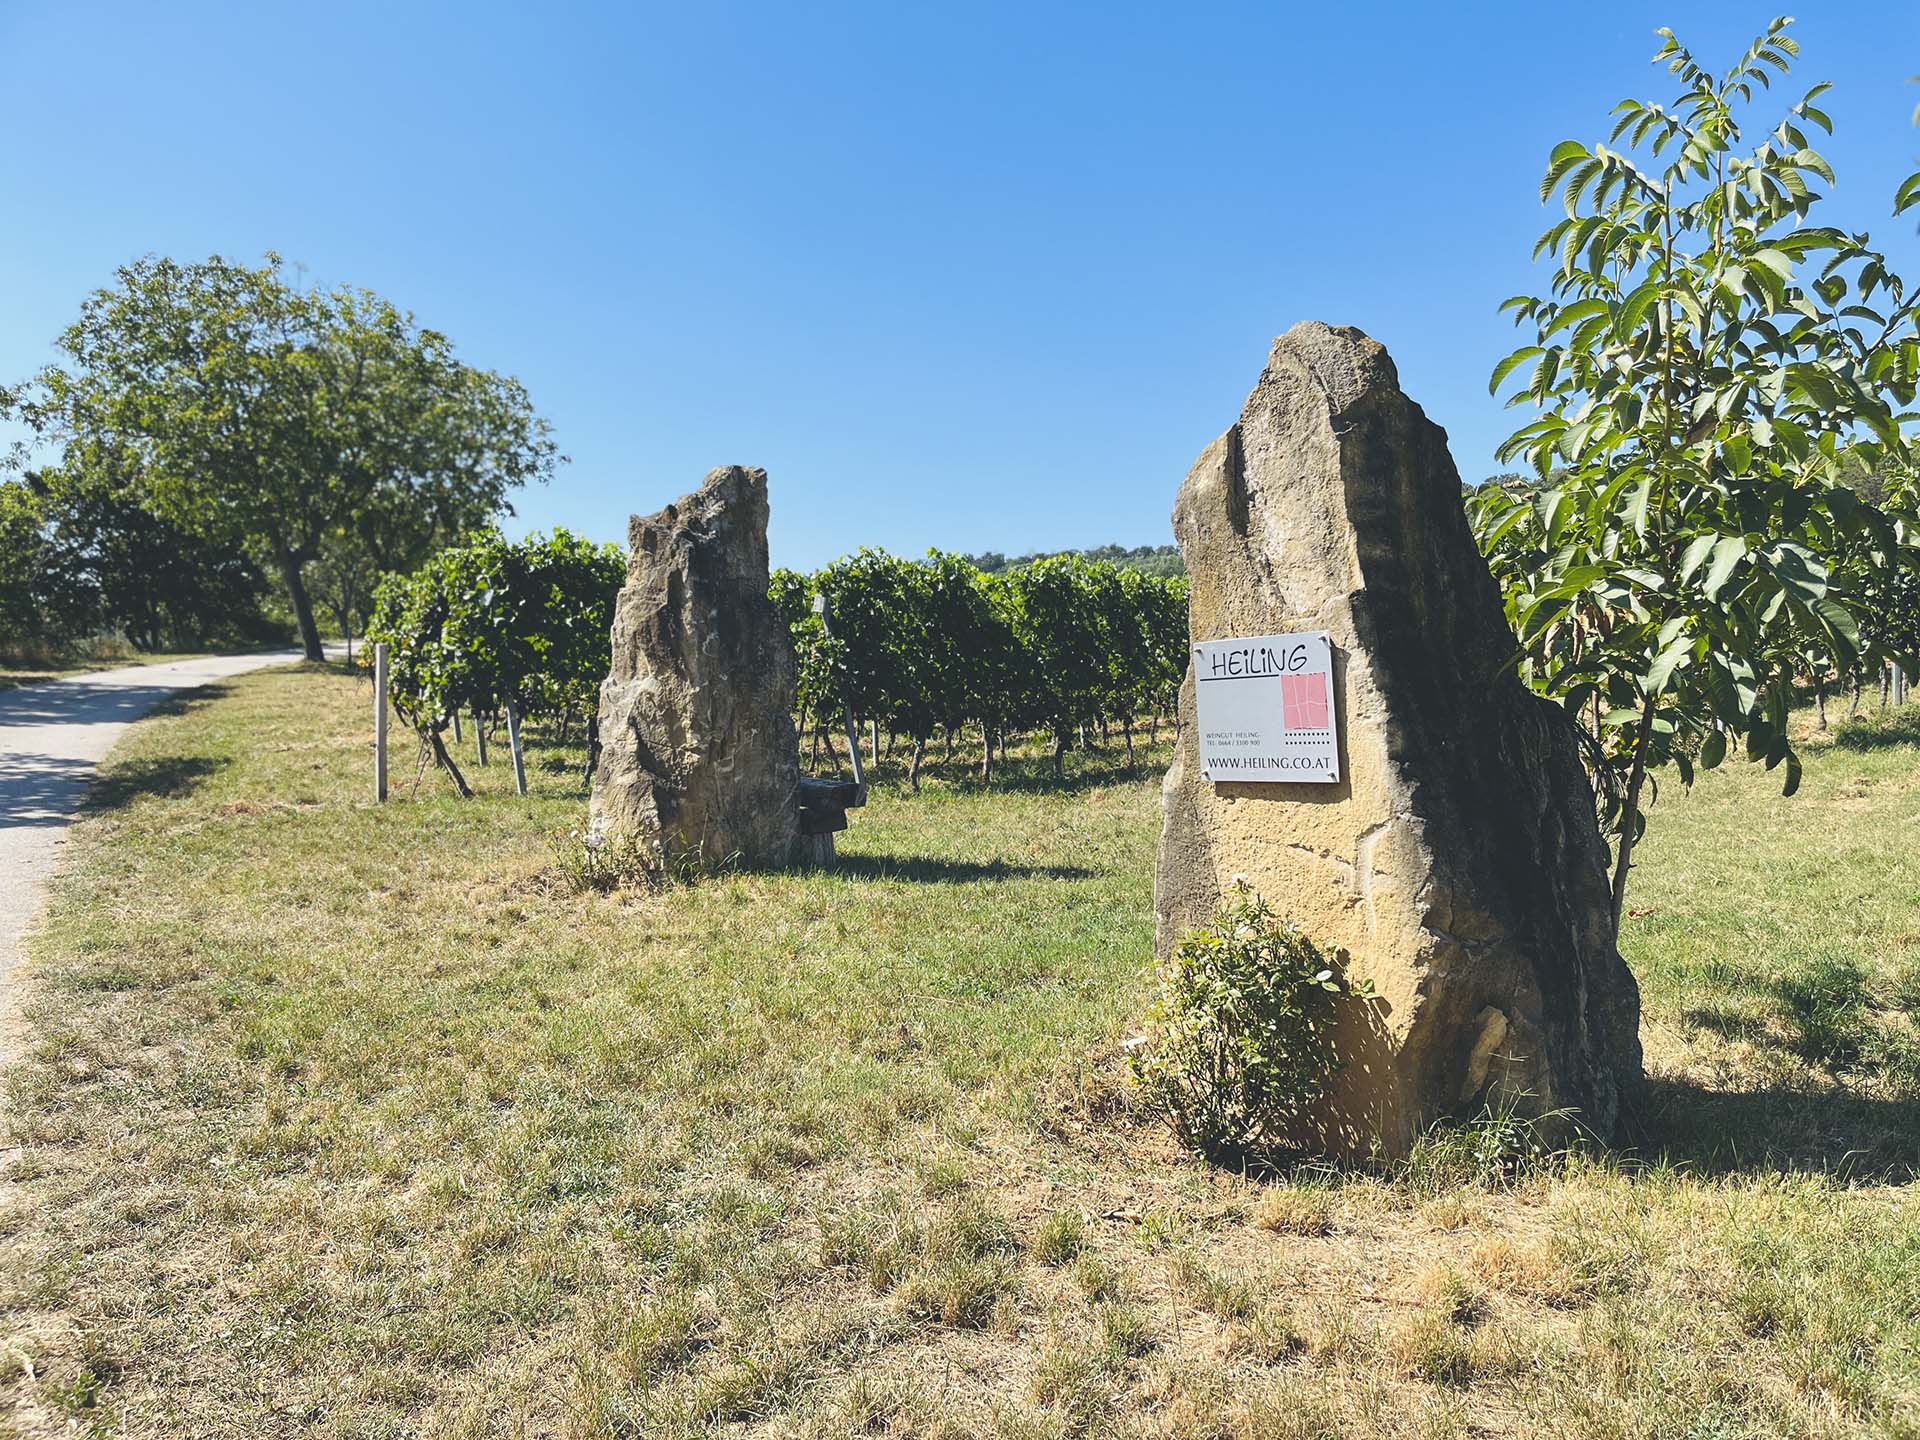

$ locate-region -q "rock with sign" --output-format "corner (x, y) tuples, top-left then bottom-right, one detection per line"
(1155, 321), (1642, 1158)
(592, 466), (819, 869)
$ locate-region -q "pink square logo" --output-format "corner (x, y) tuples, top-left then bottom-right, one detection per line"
(1282, 673), (1329, 730)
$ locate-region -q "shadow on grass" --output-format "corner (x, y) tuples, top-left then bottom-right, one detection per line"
(84, 754), (230, 813)
(831, 853), (1097, 884)
(1635, 1073), (1918, 1182)
(81, 684), (237, 812)
(1830, 708), (1920, 751)
(1678, 1005), (1771, 1045)
(812, 751), (1168, 799)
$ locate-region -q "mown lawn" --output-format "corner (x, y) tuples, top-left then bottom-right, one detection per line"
(1, 663), (1916, 1438)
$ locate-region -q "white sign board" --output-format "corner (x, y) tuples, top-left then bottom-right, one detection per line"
(1192, 631), (1339, 783)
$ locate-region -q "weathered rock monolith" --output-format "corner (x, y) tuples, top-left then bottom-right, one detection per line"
(1157, 322), (1642, 1158)
(592, 466), (813, 869)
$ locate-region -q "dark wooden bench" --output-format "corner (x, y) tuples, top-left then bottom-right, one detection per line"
(798, 775), (867, 835)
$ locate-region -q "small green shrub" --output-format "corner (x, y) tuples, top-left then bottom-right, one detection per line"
(1398, 1103), (1565, 1196)
(1128, 882), (1363, 1162)
(547, 827), (652, 894)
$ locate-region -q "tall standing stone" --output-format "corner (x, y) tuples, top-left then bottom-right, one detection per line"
(1156, 322), (1642, 1157)
(592, 466), (811, 869)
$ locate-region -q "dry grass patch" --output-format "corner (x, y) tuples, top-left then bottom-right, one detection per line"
(3, 667), (1919, 1438)
(1251, 1184), (1334, 1237)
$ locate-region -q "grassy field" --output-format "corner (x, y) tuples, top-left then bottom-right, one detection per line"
(2, 663), (1917, 1438)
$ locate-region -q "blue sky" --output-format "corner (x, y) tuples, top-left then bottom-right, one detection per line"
(3, 2), (1917, 570)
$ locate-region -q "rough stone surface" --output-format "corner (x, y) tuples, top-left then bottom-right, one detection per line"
(593, 466), (816, 869)
(1157, 322), (1642, 1158)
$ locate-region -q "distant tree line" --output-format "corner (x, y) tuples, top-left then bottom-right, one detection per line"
(962, 542), (1185, 579)
(772, 549), (1189, 788)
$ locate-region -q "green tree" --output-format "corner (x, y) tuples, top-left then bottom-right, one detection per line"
(22, 254), (559, 661)
(0, 480), (80, 658)
(30, 448), (280, 651)
(1473, 18), (1920, 924)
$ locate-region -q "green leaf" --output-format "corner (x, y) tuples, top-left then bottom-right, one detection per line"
(1679, 532), (1718, 585)
(1897, 171), (1920, 216)
(1645, 634), (1692, 697)
(1703, 536), (1747, 598)
(1810, 595), (1859, 651)
(1622, 478), (1652, 537)
(1758, 540), (1827, 601)
(1489, 347), (1545, 398)
(1699, 728), (1727, 769)
(1617, 278), (1662, 337)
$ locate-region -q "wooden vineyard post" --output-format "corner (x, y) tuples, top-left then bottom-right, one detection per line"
(373, 642), (389, 803)
(452, 711), (463, 744)
(506, 702), (529, 796)
(476, 712), (489, 767)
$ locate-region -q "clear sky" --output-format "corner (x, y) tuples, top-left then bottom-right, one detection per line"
(3, 2), (1917, 570)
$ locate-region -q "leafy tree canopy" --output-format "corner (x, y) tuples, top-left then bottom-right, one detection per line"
(1472, 17), (1920, 923)
(11, 254), (561, 660)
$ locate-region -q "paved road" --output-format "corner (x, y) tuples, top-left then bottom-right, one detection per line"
(0, 650), (321, 1070)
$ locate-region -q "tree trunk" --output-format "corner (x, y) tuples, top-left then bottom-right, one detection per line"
(943, 725), (955, 765)
(1122, 716), (1134, 764)
(909, 734), (927, 792)
(1053, 725), (1068, 780)
(428, 726), (474, 799)
(1851, 672), (1863, 718)
(1816, 676), (1828, 731)
(1609, 693), (1658, 931)
(275, 547), (325, 661)
(980, 726), (994, 782)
